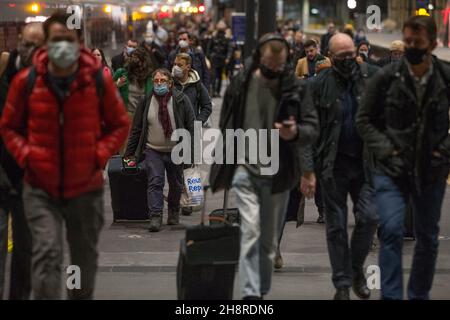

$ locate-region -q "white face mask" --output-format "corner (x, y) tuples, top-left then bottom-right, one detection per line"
(48, 41), (80, 69)
(179, 40), (189, 49)
(145, 36), (154, 45)
(172, 65), (184, 79)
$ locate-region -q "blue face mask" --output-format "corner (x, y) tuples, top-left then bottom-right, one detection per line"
(126, 47), (135, 55)
(154, 84), (169, 96)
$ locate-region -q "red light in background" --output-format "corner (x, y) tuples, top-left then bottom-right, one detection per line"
(198, 5), (206, 13)
(8, 3), (16, 7)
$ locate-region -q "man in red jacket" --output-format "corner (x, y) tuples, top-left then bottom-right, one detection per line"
(0, 12), (130, 300)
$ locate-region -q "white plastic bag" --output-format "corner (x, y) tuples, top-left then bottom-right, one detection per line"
(180, 166), (204, 207)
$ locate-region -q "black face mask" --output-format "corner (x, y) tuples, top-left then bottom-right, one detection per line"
(405, 47), (428, 65)
(333, 58), (356, 79)
(260, 64), (283, 80)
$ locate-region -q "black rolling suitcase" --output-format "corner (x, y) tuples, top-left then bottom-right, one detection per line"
(107, 155), (148, 222)
(177, 187), (240, 300)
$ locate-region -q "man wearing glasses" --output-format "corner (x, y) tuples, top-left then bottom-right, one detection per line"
(303, 33), (379, 300)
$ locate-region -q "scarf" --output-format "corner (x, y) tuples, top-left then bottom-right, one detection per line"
(154, 91), (173, 139)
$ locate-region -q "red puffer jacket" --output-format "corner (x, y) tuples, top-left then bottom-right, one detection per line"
(0, 47), (130, 199)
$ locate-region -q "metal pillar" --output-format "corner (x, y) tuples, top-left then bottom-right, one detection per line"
(244, 0), (256, 59)
(258, 0), (277, 37)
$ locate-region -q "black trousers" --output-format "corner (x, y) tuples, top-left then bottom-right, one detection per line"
(0, 195), (32, 300)
(321, 154), (378, 289)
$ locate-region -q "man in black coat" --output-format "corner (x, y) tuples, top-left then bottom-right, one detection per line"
(356, 16), (450, 300)
(111, 39), (139, 73)
(207, 23), (232, 97)
(304, 33), (379, 300)
(0, 22), (45, 300)
(209, 33), (318, 300)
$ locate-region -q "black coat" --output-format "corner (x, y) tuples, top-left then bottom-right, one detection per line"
(207, 33), (232, 68)
(209, 58), (319, 194)
(0, 49), (23, 201)
(303, 62), (379, 184)
(356, 57), (450, 190)
(111, 53), (126, 73)
(125, 89), (196, 163)
(174, 75), (212, 124)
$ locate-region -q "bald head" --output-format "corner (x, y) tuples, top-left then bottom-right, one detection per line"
(18, 22), (44, 67)
(22, 22), (45, 46)
(328, 33), (355, 56)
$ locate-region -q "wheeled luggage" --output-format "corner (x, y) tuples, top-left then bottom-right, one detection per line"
(177, 187), (240, 300)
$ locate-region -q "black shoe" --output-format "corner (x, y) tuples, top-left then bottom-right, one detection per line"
(352, 269), (371, 300)
(167, 208), (180, 226)
(149, 214), (162, 232)
(317, 215), (325, 224)
(333, 287), (350, 300)
(243, 296), (262, 300)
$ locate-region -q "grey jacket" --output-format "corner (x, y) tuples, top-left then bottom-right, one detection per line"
(125, 88), (196, 163)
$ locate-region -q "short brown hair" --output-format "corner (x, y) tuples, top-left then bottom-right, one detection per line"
(260, 40), (288, 56)
(152, 68), (173, 84)
(403, 15), (437, 43)
(304, 39), (318, 49)
(44, 11), (83, 40)
(176, 53), (192, 66)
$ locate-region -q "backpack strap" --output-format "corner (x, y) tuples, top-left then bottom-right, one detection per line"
(23, 66), (37, 121)
(95, 68), (104, 111)
(25, 66), (37, 99)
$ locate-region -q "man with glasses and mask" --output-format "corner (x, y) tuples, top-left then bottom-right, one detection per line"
(1, 12), (130, 300)
(356, 16), (450, 300)
(0, 22), (44, 300)
(304, 32), (379, 300)
(209, 33), (318, 300)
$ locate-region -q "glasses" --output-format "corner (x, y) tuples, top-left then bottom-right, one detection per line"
(153, 78), (169, 84)
(332, 51), (357, 60)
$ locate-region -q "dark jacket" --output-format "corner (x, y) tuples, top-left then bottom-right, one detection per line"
(0, 49), (22, 200)
(125, 88), (196, 163)
(209, 58), (319, 194)
(207, 33), (232, 68)
(141, 42), (167, 69)
(111, 53), (126, 73)
(356, 57), (450, 190)
(166, 47), (211, 88)
(320, 32), (334, 56)
(377, 56), (398, 68)
(174, 70), (212, 124)
(304, 62), (379, 184)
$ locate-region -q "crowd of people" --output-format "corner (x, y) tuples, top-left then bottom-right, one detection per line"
(0, 9), (448, 302)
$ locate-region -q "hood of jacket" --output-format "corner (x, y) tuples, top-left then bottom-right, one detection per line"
(180, 69), (200, 86)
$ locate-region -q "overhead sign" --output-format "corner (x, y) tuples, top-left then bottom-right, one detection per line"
(232, 13), (245, 45)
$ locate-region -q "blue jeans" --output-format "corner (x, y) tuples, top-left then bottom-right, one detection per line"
(232, 166), (289, 298)
(144, 148), (183, 217)
(372, 174), (446, 300)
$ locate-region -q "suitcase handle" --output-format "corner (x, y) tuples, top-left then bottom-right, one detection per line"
(201, 186), (230, 226)
(121, 167), (141, 175)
